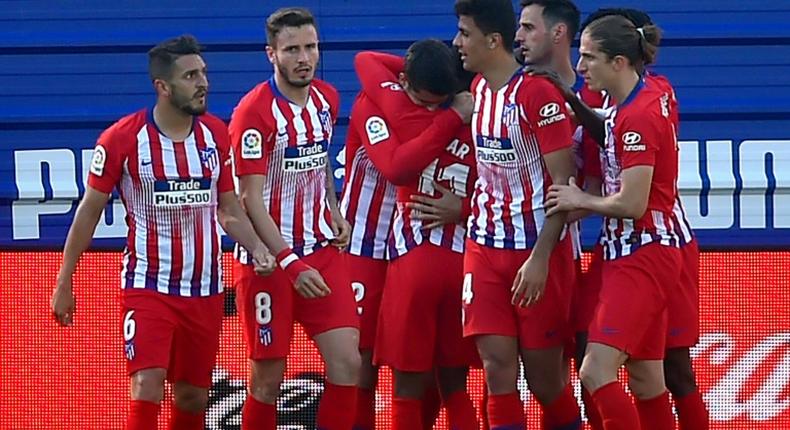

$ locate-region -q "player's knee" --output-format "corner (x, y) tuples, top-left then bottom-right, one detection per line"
(173, 384), (208, 413)
(250, 361), (285, 404)
(663, 349), (697, 397)
(627, 364), (667, 400)
(579, 354), (615, 394)
(325, 348), (362, 385)
(130, 369), (167, 403)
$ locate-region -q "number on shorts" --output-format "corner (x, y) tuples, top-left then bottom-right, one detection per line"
(352, 282), (365, 315)
(255, 292), (273, 325)
(123, 310), (136, 341)
(462, 273), (474, 305)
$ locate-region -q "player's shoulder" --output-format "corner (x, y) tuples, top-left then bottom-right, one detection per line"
(100, 109), (147, 147)
(470, 73), (484, 92)
(518, 73), (559, 93)
(236, 81), (275, 112)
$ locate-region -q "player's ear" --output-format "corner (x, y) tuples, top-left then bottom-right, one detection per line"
(397, 72), (409, 90)
(611, 54), (628, 72)
(488, 33), (501, 50)
(265, 45), (276, 64)
(553, 23), (566, 44)
(152, 78), (171, 98)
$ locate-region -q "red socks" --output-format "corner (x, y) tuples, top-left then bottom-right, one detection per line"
(393, 397), (424, 430)
(541, 383), (581, 429)
(127, 400), (160, 430)
(591, 382), (640, 430)
(317, 382), (358, 430)
(581, 387), (604, 430)
(487, 392), (524, 430)
(353, 387), (376, 430)
(635, 391), (675, 430)
(675, 390), (710, 430)
(168, 405), (204, 430)
(444, 390), (479, 430)
(242, 395), (276, 430)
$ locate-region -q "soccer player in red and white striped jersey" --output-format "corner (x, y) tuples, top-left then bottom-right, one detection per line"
(547, 16), (682, 429)
(228, 8), (360, 430)
(51, 35), (276, 430)
(453, 1), (581, 429)
(352, 43), (480, 430)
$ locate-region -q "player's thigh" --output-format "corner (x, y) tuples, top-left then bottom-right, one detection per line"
(234, 261), (294, 360)
(374, 244), (444, 372)
(625, 359), (667, 400)
(517, 237), (575, 350)
(295, 247), (359, 337)
(121, 289), (177, 377)
(589, 244), (679, 360)
(666, 240), (700, 349)
(462, 239), (519, 339)
(344, 253), (387, 351)
(170, 293), (224, 388)
(436, 247), (480, 369)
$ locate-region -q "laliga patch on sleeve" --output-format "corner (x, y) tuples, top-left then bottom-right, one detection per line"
(241, 129), (263, 159)
(90, 145), (107, 176)
(365, 116), (390, 145)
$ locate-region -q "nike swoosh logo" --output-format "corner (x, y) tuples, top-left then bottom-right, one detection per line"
(141, 160), (152, 166)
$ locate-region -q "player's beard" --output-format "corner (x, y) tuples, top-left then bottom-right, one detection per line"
(277, 62), (313, 89)
(171, 87), (208, 116)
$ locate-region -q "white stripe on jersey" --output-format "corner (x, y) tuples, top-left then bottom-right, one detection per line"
(127, 126), (151, 290)
(200, 122), (221, 296)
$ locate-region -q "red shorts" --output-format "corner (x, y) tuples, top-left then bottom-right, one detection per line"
(345, 253), (387, 350)
(666, 239), (700, 349)
(121, 289), (223, 388)
(374, 243), (479, 372)
(234, 246), (359, 360)
(589, 243), (682, 360)
(573, 244), (604, 333)
(462, 236), (575, 349)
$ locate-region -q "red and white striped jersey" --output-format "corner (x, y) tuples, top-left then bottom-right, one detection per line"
(229, 77), (338, 262)
(469, 72), (574, 250)
(87, 108), (233, 297)
(351, 52), (474, 257)
(600, 79), (682, 260)
(340, 102), (397, 260)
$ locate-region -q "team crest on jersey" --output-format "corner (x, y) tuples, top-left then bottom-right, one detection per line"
(365, 116), (390, 145)
(241, 128), (263, 159)
(90, 145), (106, 176)
(259, 325), (273, 346)
(200, 147), (219, 171)
(502, 103), (518, 126)
(319, 108), (333, 135)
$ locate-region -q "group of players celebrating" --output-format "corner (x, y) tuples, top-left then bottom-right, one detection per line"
(51, 0), (710, 429)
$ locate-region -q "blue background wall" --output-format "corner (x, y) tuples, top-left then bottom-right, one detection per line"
(1, 0), (789, 249)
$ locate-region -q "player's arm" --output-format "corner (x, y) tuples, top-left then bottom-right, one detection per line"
(361, 95), (470, 185)
(512, 80), (575, 307)
(324, 159), (351, 249)
(354, 51), (404, 103)
(52, 186), (111, 326)
(216, 191), (274, 266)
(546, 114), (659, 219)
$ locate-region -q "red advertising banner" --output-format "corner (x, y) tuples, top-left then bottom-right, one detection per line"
(1, 252), (788, 429)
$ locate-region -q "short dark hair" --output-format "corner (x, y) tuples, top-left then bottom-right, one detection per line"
(148, 34), (202, 81)
(454, 0), (516, 52)
(266, 7), (317, 46)
(404, 39), (458, 96)
(520, 0), (581, 41)
(581, 8), (653, 32)
(585, 15), (662, 68)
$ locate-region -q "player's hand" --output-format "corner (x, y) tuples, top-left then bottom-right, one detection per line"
(523, 66), (575, 103)
(51, 279), (76, 326)
(251, 247), (276, 276)
(511, 254), (549, 307)
(407, 182), (464, 230)
(293, 267), (331, 299)
(545, 177), (586, 217)
(451, 91), (474, 124)
(330, 210), (352, 251)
